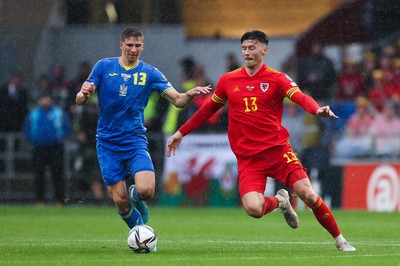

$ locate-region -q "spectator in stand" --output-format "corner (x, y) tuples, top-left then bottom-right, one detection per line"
(378, 55), (396, 86)
(163, 57), (196, 135)
(334, 96), (375, 160)
(144, 90), (170, 202)
(281, 55), (299, 82)
(386, 58), (400, 102)
(76, 94), (107, 204)
(32, 74), (52, 103)
(49, 63), (70, 109)
(298, 41), (337, 104)
(23, 92), (72, 206)
(395, 37), (400, 58)
(381, 43), (397, 59)
(226, 52), (240, 71)
(281, 100), (304, 154)
(331, 58), (366, 132)
(68, 61), (92, 116)
(370, 101), (400, 159)
(0, 72), (29, 134)
(361, 51), (377, 90)
(193, 64), (211, 87)
(334, 58), (366, 101)
(301, 107), (334, 202)
(368, 70), (390, 112)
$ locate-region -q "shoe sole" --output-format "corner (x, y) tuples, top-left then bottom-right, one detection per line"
(277, 189), (299, 229)
(336, 242), (356, 252)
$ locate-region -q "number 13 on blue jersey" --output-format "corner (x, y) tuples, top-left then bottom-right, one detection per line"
(133, 72), (147, 86)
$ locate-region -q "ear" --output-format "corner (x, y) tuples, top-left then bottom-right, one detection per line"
(262, 46), (269, 56)
(120, 41), (123, 50)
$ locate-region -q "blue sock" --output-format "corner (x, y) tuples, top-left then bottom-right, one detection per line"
(131, 186), (145, 203)
(118, 204), (143, 228)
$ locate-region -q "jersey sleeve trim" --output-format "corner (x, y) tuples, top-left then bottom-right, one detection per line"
(212, 93), (227, 104)
(286, 87), (300, 99)
(160, 87), (174, 97)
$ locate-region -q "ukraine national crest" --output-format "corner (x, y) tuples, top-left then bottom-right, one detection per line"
(119, 84), (128, 96)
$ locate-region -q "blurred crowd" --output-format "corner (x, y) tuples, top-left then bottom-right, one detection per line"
(1, 35), (400, 204)
(282, 36), (400, 164)
(0, 61), (106, 205)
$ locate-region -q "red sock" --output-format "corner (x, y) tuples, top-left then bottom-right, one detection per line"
(308, 196), (341, 238)
(262, 196), (279, 215)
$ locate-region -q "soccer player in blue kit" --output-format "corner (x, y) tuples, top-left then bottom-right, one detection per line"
(76, 27), (211, 229)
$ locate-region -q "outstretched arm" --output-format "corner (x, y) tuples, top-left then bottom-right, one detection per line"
(166, 131), (184, 157)
(163, 85), (212, 108)
(315, 105), (338, 118)
(290, 91), (338, 118)
(76, 82), (95, 105)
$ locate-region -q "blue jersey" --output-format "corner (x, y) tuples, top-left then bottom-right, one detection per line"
(87, 57), (173, 151)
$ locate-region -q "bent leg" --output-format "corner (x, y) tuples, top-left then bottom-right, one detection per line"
(107, 180), (130, 211)
(128, 171), (155, 224)
(293, 178), (340, 238)
(290, 171), (355, 251)
(241, 191), (279, 218)
(133, 170), (155, 200)
(108, 180), (142, 228)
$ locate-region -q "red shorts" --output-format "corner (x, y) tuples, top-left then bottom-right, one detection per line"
(237, 143), (308, 197)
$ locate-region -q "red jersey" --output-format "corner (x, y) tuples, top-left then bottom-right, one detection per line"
(212, 65), (300, 158)
(335, 72), (366, 100)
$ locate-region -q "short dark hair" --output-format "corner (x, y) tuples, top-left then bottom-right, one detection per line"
(240, 30), (269, 46)
(121, 27), (144, 41)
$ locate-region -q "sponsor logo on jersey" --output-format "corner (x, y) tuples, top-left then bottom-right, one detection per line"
(121, 73), (131, 81)
(246, 86), (254, 91)
(260, 83), (269, 92)
(109, 73), (118, 76)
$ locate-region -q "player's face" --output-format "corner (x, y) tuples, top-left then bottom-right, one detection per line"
(120, 36), (144, 65)
(241, 40), (268, 69)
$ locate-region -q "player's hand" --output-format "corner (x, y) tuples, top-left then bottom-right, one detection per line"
(316, 106), (338, 118)
(166, 131), (184, 157)
(186, 85), (212, 97)
(81, 82), (95, 97)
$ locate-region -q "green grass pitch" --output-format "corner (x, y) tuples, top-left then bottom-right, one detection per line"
(1, 206), (399, 266)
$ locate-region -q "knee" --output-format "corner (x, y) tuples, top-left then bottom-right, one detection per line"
(113, 194), (129, 209)
(137, 185), (155, 200)
(298, 189), (318, 205)
(243, 203), (263, 218)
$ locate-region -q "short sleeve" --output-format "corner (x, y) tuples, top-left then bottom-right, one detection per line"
(86, 60), (103, 87)
(150, 67), (174, 95)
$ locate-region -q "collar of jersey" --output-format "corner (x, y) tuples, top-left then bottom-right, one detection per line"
(119, 57), (139, 70)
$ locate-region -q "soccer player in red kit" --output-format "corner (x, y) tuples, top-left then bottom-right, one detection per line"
(166, 30), (356, 252)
